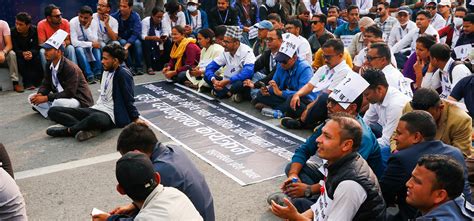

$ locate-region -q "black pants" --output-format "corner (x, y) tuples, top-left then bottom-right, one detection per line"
(17, 53), (43, 87)
(143, 39), (171, 71)
(48, 107), (115, 135)
(302, 92), (329, 127)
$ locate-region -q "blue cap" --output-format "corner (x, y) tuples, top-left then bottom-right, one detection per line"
(255, 20), (273, 30)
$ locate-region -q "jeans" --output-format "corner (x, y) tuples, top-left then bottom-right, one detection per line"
(119, 39), (143, 71)
(40, 45), (77, 71)
(48, 107), (115, 135)
(205, 77), (246, 99)
(75, 47), (102, 79)
(249, 71), (266, 100)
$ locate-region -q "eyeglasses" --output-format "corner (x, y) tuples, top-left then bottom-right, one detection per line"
(223, 40), (236, 45)
(425, 6), (436, 10)
(50, 14), (62, 18)
(366, 55), (383, 62)
(323, 54), (337, 60)
(311, 20), (321, 24)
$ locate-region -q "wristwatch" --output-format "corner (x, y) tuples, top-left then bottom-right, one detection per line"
(304, 185), (312, 197)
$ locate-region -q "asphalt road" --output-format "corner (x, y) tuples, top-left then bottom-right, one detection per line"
(0, 73), (312, 220)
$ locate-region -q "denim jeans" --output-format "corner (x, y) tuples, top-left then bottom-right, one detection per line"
(119, 39), (143, 70)
(40, 45), (77, 71)
(75, 47), (102, 79)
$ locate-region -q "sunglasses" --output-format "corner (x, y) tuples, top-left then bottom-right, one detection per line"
(323, 54), (337, 60)
(50, 14), (62, 18)
(366, 55), (383, 62)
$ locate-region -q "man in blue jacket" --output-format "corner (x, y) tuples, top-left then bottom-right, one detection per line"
(381, 110), (472, 221)
(46, 44), (142, 142)
(252, 33), (316, 114)
(112, 0), (144, 75)
(204, 26), (255, 103)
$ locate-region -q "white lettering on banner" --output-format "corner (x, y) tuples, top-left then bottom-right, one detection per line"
(196, 126), (256, 156)
(206, 149), (261, 179)
(194, 109), (214, 117)
(206, 116), (241, 129)
(135, 93), (162, 103)
(151, 102), (203, 127)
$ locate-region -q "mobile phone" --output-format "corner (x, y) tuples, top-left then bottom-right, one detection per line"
(254, 81), (266, 89)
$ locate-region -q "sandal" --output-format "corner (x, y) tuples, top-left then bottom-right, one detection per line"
(147, 68), (155, 75)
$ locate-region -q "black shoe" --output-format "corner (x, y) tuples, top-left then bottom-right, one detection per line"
(46, 126), (70, 137)
(280, 117), (303, 129)
(95, 75), (102, 82)
(87, 77), (96, 84)
(135, 68), (145, 76)
(75, 130), (101, 142)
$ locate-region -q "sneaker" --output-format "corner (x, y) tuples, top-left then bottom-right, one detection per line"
(46, 126), (70, 137)
(75, 130), (101, 142)
(280, 117), (303, 129)
(254, 103), (269, 111)
(211, 90), (217, 97)
(14, 84), (24, 93)
(87, 77), (96, 84)
(26, 85), (36, 90)
(135, 68), (145, 76)
(231, 93), (243, 103)
(266, 192), (288, 206)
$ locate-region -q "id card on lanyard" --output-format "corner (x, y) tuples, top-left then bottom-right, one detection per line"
(101, 71), (115, 102)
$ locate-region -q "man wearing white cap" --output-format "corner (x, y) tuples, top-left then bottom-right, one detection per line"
(29, 30), (94, 118)
(387, 6), (416, 48)
(204, 26), (256, 103)
(438, 0), (453, 27)
(252, 20), (273, 57)
(252, 33), (315, 115)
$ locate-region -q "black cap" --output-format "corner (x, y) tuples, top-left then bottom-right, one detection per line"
(116, 152), (158, 199)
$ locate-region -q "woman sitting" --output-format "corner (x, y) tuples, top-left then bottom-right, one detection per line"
(402, 34), (437, 90)
(185, 28), (224, 91)
(162, 25), (201, 84)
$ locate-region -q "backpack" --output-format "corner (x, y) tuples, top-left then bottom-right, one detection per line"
(445, 61), (474, 83)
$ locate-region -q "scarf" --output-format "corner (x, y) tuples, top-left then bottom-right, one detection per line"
(170, 37), (196, 71)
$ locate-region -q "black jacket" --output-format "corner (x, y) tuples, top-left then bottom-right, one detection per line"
(253, 49), (276, 84)
(235, 1), (258, 27)
(326, 152), (386, 221)
(208, 7), (240, 29)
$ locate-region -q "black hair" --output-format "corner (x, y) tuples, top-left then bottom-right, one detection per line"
(165, 0), (180, 15)
(287, 19), (303, 30)
(267, 13), (282, 23)
(117, 122), (158, 154)
(103, 43), (127, 63)
(353, 93), (364, 113)
(198, 28), (215, 44)
(416, 34), (437, 50)
(214, 25), (227, 37)
(347, 5), (359, 13)
(172, 25), (186, 35)
(377, 1), (389, 8)
(273, 29), (283, 39)
(370, 42), (391, 62)
(328, 5), (340, 13)
(330, 113), (363, 151)
(455, 6), (468, 14)
(417, 154), (464, 200)
(151, 7), (165, 15)
(417, 10), (432, 19)
(79, 5), (94, 15)
(44, 4), (60, 17)
(322, 38), (344, 55)
(429, 43), (451, 62)
(313, 14), (327, 25)
(400, 110), (437, 141)
(410, 88), (441, 110)
(464, 13), (474, 23)
(362, 68), (389, 89)
(365, 25), (383, 38)
(16, 12), (32, 25)
(121, 0), (134, 7)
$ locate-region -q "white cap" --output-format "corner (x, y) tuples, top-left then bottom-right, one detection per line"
(438, 0), (451, 6)
(42, 29), (68, 49)
(329, 72), (370, 109)
(279, 33), (299, 57)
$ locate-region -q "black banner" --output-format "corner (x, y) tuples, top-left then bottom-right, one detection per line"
(134, 81), (305, 185)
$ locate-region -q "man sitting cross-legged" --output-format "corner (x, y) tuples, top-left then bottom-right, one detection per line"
(46, 44), (141, 141)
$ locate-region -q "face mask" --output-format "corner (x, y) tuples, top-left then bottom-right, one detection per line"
(453, 17), (463, 28)
(266, 0), (276, 7)
(188, 5), (198, 12)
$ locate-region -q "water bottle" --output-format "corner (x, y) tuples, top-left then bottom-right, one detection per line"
(261, 108), (284, 119)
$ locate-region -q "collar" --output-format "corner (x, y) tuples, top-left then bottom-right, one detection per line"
(331, 60), (348, 72)
(327, 152), (359, 174)
(381, 87), (396, 107)
(50, 58), (61, 72)
(142, 184), (165, 209)
(442, 58), (455, 73)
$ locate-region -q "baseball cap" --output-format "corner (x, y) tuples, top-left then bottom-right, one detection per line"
(188, 0), (199, 4)
(116, 152), (158, 199)
(398, 6), (412, 15)
(255, 20), (273, 30)
(438, 0), (451, 6)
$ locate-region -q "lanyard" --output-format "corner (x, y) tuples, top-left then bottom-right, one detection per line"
(97, 14), (106, 33)
(80, 25), (89, 41)
(101, 71), (115, 101)
(218, 9), (229, 24)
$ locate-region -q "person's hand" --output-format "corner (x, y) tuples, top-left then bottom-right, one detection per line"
(260, 86), (270, 96)
(270, 198), (302, 220)
(243, 79), (254, 88)
(164, 70), (176, 79)
(92, 41), (101, 49)
(30, 95), (48, 105)
(133, 118), (147, 125)
(124, 43), (131, 50)
(23, 51), (33, 61)
(269, 80), (282, 96)
(0, 51), (6, 63)
(415, 1), (424, 8)
(413, 57), (425, 76)
(290, 94), (300, 111)
(327, 16), (337, 23)
(213, 79), (223, 90)
(280, 175), (300, 191)
(243, 26), (250, 33)
(91, 213), (110, 221)
(284, 182), (308, 198)
(427, 62), (436, 73)
(110, 203), (137, 215)
(162, 67), (169, 73)
(103, 14), (110, 24)
(184, 25), (193, 35)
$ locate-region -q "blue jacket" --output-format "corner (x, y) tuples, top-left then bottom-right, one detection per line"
(416, 196), (474, 220)
(380, 140), (472, 220)
(112, 64), (140, 128)
(184, 9), (209, 36)
(111, 11), (142, 44)
(291, 115), (383, 178)
(271, 58), (316, 100)
(204, 61), (254, 83)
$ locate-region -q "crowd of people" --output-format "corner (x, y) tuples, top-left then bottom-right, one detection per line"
(1, 0), (474, 219)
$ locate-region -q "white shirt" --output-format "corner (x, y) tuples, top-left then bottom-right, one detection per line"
(141, 16), (172, 40)
(392, 25), (439, 54)
(296, 35), (313, 64)
(92, 13), (119, 44)
(326, 181), (367, 221)
(163, 11), (186, 28)
(50, 60), (63, 92)
(355, 0), (373, 15)
(387, 20), (416, 47)
(310, 60), (352, 92)
(422, 58), (472, 99)
(363, 87), (411, 147)
(304, 0), (322, 17)
(213, 43), (256, 79)
(431, 13), (447, 30)
(382, 64), (413, 98)
(69, 16), (98, 48)
(91, 71), (115, 123)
